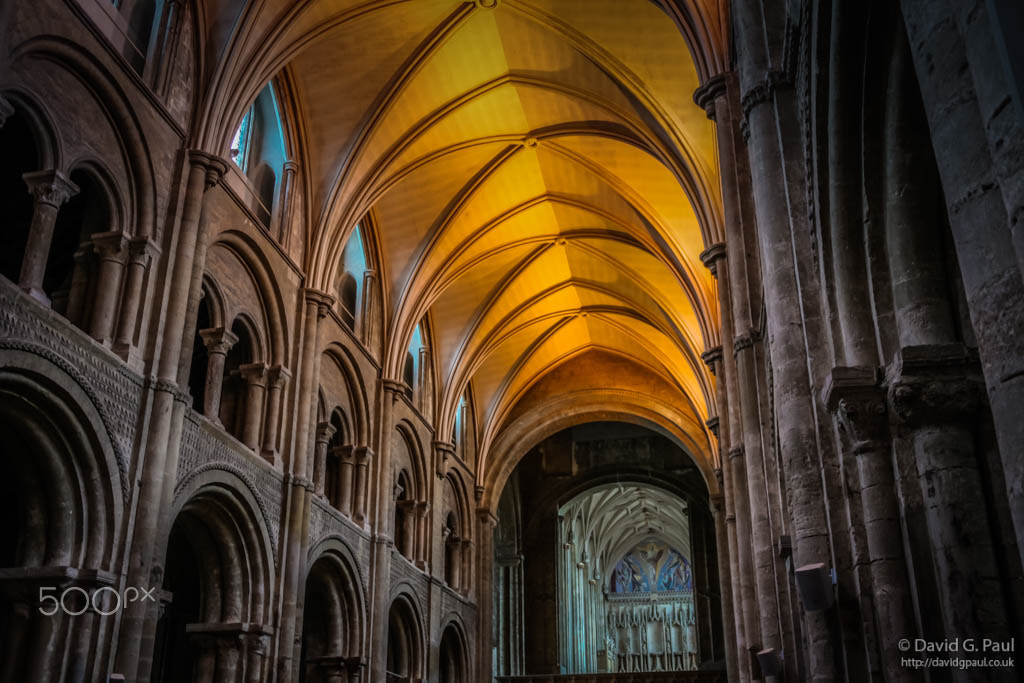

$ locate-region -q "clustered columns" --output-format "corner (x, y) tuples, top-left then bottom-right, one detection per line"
(87, 231), (129, 345)
(199, 327), (238, 421)
(113, 237), (157, 358)
(116, 150), (228, 681)
(312, 423), (369, 523)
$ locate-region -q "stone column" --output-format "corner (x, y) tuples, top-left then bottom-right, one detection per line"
(278, 160), (298, 248)
(352, 446), (372, 523)
(461, 538), (473, 597)
(414, 501), (429, 570)
(63, 242), (95, 327)
(359, 269), (376, 347)
(114, 236), (157, 358)
(888, 347), (1010, 669)
(116, 151), (226, 681)
(261, 365), (290, 462)
(198, 327), (238, 422)
(213, 636), (242, 683)
(824, 368), (915, 682)
(476, 509), (498, 683)
(19, 170), (79, 304)
(245, 633), (269, 683)
(734, 0), (835, 676)
(337, 445), (355, 516)
(313, 421), (335, 498)
(238, 362), (267, 451)
(367, 381), (403, 682)
(396, 500), (416, 558)
(899, 0), (1024, 583)
(88, 231), (128, 344)
(277, 289), (333, 683)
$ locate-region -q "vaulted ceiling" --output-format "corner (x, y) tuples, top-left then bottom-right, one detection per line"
(561, 483), (692, 578)
(204, 0), (727, 481)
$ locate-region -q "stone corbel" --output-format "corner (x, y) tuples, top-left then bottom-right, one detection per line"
(698, 242), (727, 276)
(433, 439), (455, 478)
(885, 344), (983, 429)
(700, 346), (723, 375)
(822, 365), (888, 455)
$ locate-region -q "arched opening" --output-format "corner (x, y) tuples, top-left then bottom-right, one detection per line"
(394, 470), (413, 560)
(151, 483), (271, 682)
(187, 293), (213, 412)
(45, 168), (112, 330)
(385, 596), (422, 682)
(402, 353), (414, 401)
(439, 623), (465, 683)
(299, 552), (362, 683)
(230, 83), (286, 230)
(252, 162), (276, 226)
(324, 409), (347, 510)
(491, 421), (721, 676)
(338, 272), (357, 330)
(124, 0), (156, 73)
(0, 358), (119, 681)
(336, 223), (369, 333)
(443, 511), (459, 588)
(219, 318), (255, 440)
(0, 105), (40, 286)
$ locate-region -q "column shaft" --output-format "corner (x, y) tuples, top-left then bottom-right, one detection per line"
(19, 170), (79, 303)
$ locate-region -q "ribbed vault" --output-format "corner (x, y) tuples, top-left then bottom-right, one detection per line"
(199, 0), (726, 482)
(561, 483), (691, 577)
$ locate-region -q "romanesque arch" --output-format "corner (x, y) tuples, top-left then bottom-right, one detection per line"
(154, 474), (274, 683)
(300, 540), (366, 683)
(0, 348), (124, 682)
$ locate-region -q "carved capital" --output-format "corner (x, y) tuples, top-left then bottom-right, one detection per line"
(282, 159), (299, 175)
(382, 378), (409, 399)
(733, 329), (760, 355)
(199, 327), (238, 355)
(330, 444), (354, 463)
(304, 288), (334, 319)
(886, 345), (983, 428)
(477, 507), (499, 528)
(727, 445), (745, 461)
(354, 445), (374, 464)
(23, 169), (79, 207)
(434, 439), (455, 478)
(823, 366), (888, 455)
(705, 416), (720, 439)
(91, 231), (129, 261)
(128, 236), (159, 265)
(187, 150), (228, 189)
(268, 364), (290, 389)
(315, 421), (336, 446)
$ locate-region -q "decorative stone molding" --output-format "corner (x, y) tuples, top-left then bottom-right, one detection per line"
(727, 445), (745, 461)
(732, 330), (759, 354)
(304, 288), (335, 319)
(822, 366), (888, 455)
(382, 378), (409, 399)
(692, 73), (729, 119)
(698, 242), (727, 275)
(23, 169), (79, 208)
(705, 416), (720, 439)
(187, 149), (228, 189)
(700, 346), (723, 373)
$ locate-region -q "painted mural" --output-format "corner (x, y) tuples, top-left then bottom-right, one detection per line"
(611, 541), (692, 593)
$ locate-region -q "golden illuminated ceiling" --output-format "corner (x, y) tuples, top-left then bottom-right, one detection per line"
(207, 0), (726, 479)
